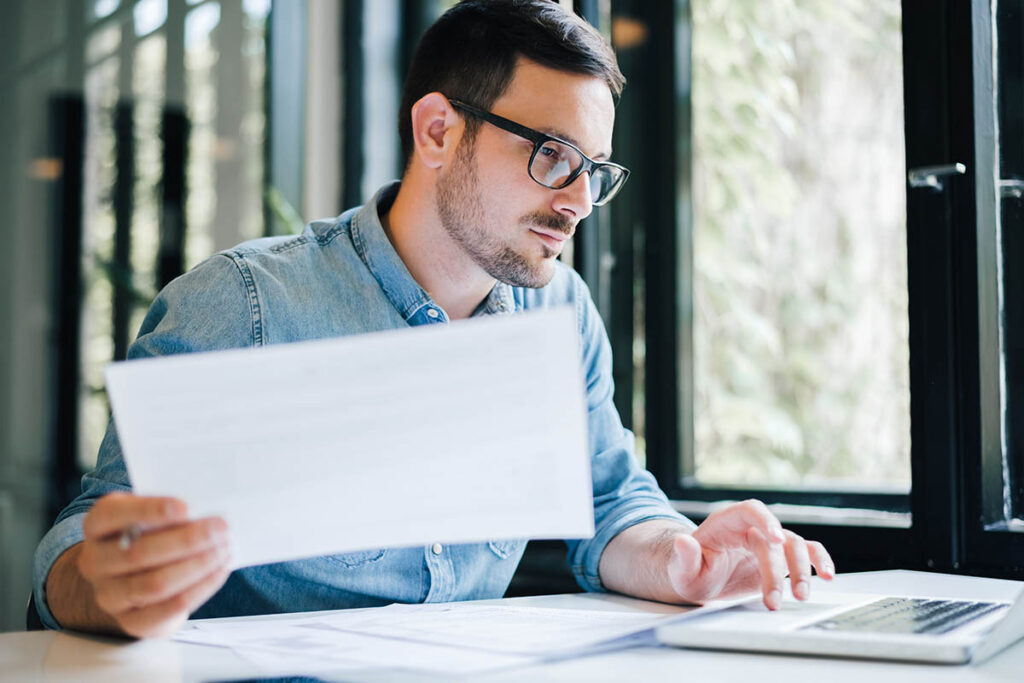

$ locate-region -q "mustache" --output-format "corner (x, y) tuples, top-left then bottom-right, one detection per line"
(522, 212), (575, 236)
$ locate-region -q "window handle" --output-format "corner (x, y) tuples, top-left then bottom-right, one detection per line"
(908, 163), (966, 191)
(999, 179), (1024, 199)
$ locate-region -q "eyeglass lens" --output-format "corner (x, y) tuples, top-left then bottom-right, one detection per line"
(530, 140), (623, 204)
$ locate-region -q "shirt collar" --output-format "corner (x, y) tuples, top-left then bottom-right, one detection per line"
(349, 181), (516, 323)
(472, 281), (515, 317)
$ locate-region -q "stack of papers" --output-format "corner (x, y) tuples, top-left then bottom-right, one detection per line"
(176, 601), (708, 677)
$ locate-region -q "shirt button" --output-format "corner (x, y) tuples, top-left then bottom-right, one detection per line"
(426, 308), (439, 319)
(431, 543), (443, 555)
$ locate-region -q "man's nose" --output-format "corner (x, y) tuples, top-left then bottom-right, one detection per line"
(552, 172), (594, 221)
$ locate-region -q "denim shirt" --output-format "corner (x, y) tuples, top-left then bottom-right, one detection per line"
(33, 182), (692, 629)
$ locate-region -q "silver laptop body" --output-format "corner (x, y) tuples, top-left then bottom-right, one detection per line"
(656, 589), (1024, 664)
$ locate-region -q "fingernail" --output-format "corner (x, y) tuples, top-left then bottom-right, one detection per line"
(794, 581), (808, 600)
(767, 590), (782, 610)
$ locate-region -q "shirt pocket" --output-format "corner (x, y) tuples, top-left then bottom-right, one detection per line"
(328, 548), (389, 568)
(487, 540), (521, 560)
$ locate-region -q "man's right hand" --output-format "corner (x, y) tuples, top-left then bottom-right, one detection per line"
(47, 493), (232, 638)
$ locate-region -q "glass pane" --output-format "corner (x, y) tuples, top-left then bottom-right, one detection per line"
(133, 0), (167, 37)
(185, 1), (267, 270)
(79, 55), (121, 470)
(132, 34), (165, 337)
(86, 23), (120, 64)
(239, 3), (269, 245)
(362, 0), (402, 201)
(689, 0), (910, 490)
(184, 2), (221, 266)
(90, 0), (120, 21)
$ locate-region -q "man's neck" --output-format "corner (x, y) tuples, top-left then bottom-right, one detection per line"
(381, 182), (496, 321)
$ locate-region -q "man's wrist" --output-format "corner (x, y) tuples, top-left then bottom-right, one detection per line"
(599, 519), (699, 603)
(46, 544), (124, 636)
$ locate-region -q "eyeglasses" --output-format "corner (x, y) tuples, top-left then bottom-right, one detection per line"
(447, 98), (630, 206)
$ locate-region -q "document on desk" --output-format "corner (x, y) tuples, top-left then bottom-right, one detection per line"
(176, 616), (538, 676)
(105, 307), (593, 568)
(304, 602), (692, 656)
(175, 601), (709, 675)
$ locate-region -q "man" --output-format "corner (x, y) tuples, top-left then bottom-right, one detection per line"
(34, 0), (833, 639)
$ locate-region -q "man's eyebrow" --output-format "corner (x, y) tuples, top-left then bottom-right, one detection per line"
(538, 127), (612, 161)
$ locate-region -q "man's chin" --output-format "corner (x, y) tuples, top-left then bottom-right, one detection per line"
(516, 261), (557, 289)
(493, 260), (556, 289)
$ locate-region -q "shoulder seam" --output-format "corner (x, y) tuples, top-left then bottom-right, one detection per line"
(266, 222), (349, 255)
(217, 253), (264, 347)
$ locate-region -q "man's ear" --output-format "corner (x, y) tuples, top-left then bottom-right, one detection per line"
(409, 92), (462, 170)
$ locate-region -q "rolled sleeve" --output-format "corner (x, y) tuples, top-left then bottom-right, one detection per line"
(31, 417), (133, 629)
(32, 514), (87, 630)
(565, 276), (695, 592)
(570, 504), (693, 592)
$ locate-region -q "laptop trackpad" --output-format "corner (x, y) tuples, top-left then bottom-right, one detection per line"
(692, 592), (881, 632)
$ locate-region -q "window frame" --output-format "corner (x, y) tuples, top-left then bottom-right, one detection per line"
(961, 0), (1024, 578)
(600, 0), (1024, 577)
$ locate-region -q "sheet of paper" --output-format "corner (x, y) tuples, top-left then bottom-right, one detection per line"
(176, 618), (535, 676)
(294, 602), (703, 656)
(174, 600), (710, 675)
(105, 307), (593, 568)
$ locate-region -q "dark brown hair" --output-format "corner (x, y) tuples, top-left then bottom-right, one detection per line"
(398, 0), (624, 168)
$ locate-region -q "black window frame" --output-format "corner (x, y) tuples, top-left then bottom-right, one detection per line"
(596, 0), (1024, 578)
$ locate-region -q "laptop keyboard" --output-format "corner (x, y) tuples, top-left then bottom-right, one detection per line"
(802, 597), (1007, 635)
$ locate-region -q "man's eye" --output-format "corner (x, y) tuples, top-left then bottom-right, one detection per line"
(538, 145), (558, 158)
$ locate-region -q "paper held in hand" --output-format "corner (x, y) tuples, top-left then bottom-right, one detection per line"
(105, 307), (593, 569)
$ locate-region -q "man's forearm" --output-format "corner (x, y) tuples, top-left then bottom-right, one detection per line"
(598, 519), (695, 604)
(45, 543), (125, 635)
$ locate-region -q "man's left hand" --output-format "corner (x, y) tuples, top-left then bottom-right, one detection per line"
(599, 500), (835, 609)
(667, 499), (834, 610)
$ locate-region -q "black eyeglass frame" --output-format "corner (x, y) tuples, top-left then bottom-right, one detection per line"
(447, 98), (631, 206)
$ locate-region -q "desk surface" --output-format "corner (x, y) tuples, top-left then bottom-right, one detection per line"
(4, 570), (1024, 682)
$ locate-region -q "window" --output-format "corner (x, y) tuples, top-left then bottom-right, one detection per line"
(687, 0), (909, 493)
(596, 0), (1024, 577)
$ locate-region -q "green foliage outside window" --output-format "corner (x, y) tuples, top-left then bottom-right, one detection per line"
(690, 0), (910, 488)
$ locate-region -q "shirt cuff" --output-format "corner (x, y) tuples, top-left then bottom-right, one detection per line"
(33, 513), (87, 630)
(572, 505), (695, 593)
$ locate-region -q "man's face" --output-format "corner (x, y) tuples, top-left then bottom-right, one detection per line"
(435, 59), (616, 288)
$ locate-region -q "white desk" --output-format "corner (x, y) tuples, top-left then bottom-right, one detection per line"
(3, 570), (1023, 682)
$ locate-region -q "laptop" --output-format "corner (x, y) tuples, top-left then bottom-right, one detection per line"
(656, 586), (1024, 664)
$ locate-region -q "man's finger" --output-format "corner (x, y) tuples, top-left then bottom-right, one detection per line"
(782, 531), (812, 600)
(747, 526), (786, 610)
(97, 543), (231, 614)
(115, 563), (233, 639)
(808, 540), (836, 580)
(87, 517), (229, 576)
(82, 494), (189, 540)
(705, 499), (785, 544)
(666, 534), (705, 601)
